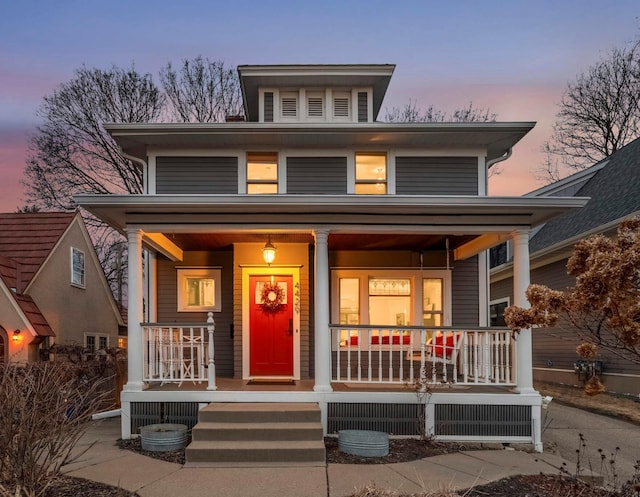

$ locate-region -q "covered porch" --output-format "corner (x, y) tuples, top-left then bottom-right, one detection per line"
(76, 193), (587, 448)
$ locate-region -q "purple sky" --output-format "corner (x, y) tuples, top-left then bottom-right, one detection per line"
(1, 1), (638, 212)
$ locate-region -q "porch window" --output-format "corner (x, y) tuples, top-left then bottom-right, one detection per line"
(338, 278), (359, 346)
(368, 278), (411, 326)
(71, 247), (85, 288)
(177, 268), (222, 312)
(247, 152), (278, 194)
(355, 153), (387, 194)
(332, 269), (452, 348)
(423, 278), (443, 326)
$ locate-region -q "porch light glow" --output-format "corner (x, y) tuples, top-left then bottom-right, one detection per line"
(262, 236), (276, 265)
(12, 329), (21, 342)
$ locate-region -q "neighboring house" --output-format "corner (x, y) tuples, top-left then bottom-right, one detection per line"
(0, 212), (124, 364)
(76, 64), (584, 456)
(491, 137), (640, 396)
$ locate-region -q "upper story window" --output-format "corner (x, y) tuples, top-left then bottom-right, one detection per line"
(355, 153), (387, 194)
(71, 247), (85, 288)
(247, 153), (278, 194)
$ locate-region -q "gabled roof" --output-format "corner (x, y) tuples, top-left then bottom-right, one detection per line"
(0, 212), (76, 290)
(0, 212), (77, 338)
(530, 137), (640, 254)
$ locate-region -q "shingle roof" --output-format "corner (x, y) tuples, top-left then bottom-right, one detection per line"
(530, 137), (640, 254)
(0, 212), (76, 337)
(0, 212), (76, 290)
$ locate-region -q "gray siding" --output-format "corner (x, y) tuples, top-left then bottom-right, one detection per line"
(357, 92), (368, 122)
(156, 251), (234, 377)
(264, 92), (274, 122)
(452, 256), (479, 327)
(156, 157), (238, 194)
(287, 157), (347, 194)
(491, 258), (640, 389)
(396, 157), (478, 195)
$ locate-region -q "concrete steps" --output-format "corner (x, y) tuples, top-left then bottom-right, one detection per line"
(186, 403), (325, 466)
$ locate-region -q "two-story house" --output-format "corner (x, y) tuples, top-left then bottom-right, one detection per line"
(0, 212), (124, 364)
(76, 64), (586, 462)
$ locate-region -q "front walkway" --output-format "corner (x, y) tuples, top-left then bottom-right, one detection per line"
(62, 417), (588, 497)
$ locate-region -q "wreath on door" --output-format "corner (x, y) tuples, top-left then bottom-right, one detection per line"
(260, 281), (285, 313)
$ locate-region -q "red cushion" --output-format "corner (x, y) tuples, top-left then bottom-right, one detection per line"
(432, 333), (458, 358)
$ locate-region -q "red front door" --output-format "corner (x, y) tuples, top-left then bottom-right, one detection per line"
(249, 275), (294, 376)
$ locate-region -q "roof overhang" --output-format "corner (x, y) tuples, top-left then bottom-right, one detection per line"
(105, 122), (535, 164)
(76, 194), (588, 235)
(237, 64), (395, 121)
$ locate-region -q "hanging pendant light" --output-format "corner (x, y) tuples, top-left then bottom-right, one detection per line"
(262, 235), (276, 265)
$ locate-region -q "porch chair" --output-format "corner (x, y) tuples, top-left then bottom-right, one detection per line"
(407, 331), (464, 383)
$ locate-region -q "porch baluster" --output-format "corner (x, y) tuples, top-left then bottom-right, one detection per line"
(419, 329), (427, 389)
(473, 331), (479, 383)
(206, 312), (217, 390)
(377, 328), (383, 381)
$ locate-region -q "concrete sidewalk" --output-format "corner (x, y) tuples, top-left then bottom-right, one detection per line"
(62, 417), (585, 497)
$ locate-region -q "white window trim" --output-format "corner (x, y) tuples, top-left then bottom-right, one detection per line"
(331, 268), (452, 327)
(71, 247), (85, 288)
(177, 267), (222, 312)
(84, 333), (109, 351)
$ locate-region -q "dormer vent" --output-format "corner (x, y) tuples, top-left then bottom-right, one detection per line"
(307, 96), (324, 118)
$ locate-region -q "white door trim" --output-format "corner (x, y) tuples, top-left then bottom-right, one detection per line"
(241, 266), (301, 380)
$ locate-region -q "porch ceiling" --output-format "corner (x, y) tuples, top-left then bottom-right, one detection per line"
(166, 232), (476, 252)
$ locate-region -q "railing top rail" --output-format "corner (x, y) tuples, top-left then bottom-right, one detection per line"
(141, 322), (209, 327)
(328, 324), (510, 332)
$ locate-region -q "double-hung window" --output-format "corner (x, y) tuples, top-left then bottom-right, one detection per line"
(355, 153), (387, 194)
(71, 247), (85, 288)
(247, 153), (278, 194)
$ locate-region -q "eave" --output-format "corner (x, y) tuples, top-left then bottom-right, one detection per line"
(75, 194), (588, 235)
(104, 122), (536, 163)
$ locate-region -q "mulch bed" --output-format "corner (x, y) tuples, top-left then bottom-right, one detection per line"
(325, 437), (482, 464)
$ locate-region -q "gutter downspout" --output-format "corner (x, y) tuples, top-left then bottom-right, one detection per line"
(485, 148), (512, 194)
(119, 149), (148, 194)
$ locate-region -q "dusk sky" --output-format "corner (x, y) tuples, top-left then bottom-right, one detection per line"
(1, 1), (638, 212)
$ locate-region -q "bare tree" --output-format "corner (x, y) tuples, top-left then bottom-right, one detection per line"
(384, 100), (499, 175)
(160, 56), (243, 122)
(384, 100), (497, 123)
(24, 65), (163, 210)
(541, 40), (640, 181)
(23, 65), (165, 295)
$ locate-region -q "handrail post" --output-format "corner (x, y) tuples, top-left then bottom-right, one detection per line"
(206, 312), (217, 391)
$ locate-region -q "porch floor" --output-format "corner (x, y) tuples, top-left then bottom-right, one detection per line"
(143, 378), (518, 395)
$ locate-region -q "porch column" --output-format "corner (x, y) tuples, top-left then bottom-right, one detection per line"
(124, 228), (144, 392)
(512, 229), (535, 394)
(313, 229), (332, 392)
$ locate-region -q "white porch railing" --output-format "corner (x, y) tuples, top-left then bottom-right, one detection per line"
(143, 313), (216, 388)
(330, 325), (515, 386)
